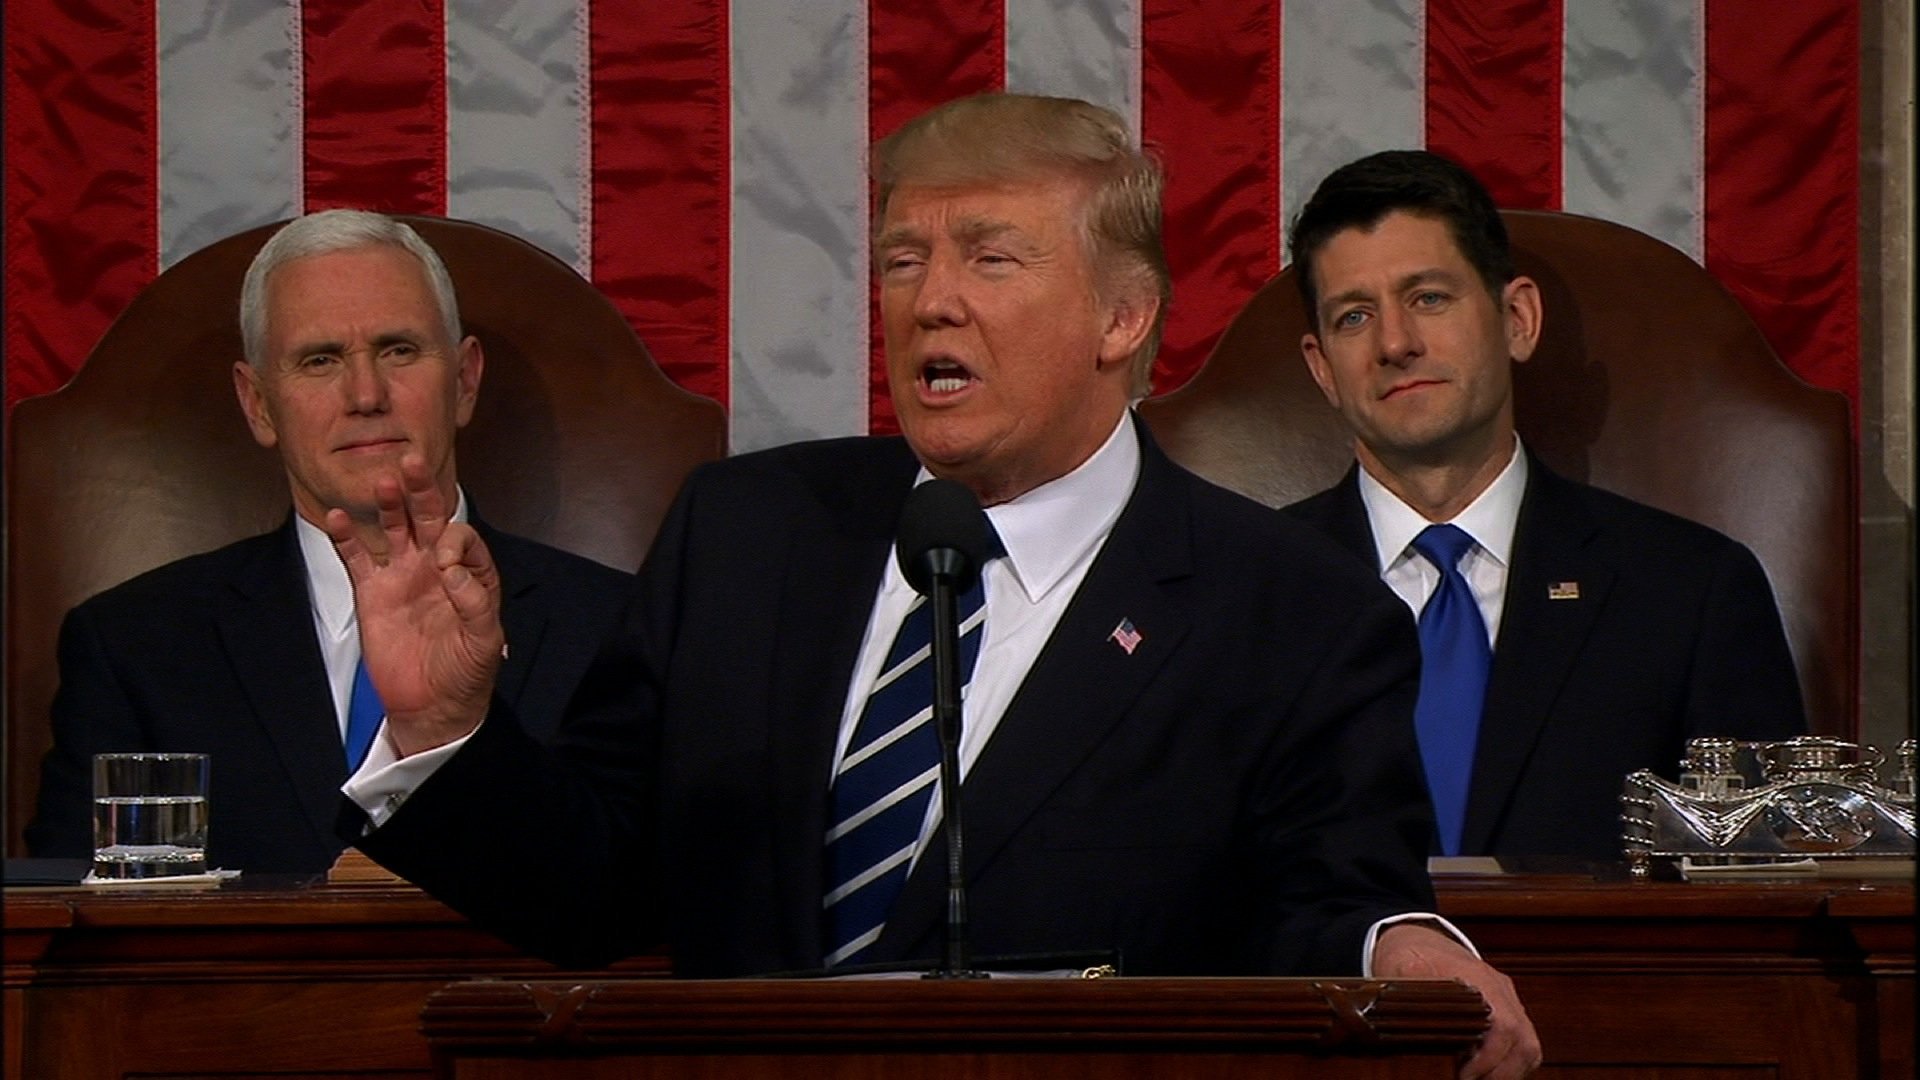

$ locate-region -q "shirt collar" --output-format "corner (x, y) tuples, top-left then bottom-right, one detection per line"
(1357, 439), (1528, 572)
(899, 411), (1141, 604)
(295, 487), (470, 639)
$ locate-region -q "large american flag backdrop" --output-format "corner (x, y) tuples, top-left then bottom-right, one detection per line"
(5, 1), (1858, 453)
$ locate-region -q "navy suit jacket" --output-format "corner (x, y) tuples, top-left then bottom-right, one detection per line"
(27, 518), (631, 874)
(358, 425), (1439, 977)
(1283, 456), (1806, 857)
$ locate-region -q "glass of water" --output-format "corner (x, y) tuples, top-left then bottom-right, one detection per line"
(92, 752), (210, 879)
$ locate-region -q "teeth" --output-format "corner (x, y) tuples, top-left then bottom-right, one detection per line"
(928, 376), (968, 394)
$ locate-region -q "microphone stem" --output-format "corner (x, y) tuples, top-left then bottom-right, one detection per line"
(926, 575), (983, 979)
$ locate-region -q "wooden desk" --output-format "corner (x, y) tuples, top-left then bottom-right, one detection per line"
(422, 977), (1488, 1078)
(5, 872), (1912, 1079)
(3, 879), (666, 1079)
(1440, 868), (1914, 1078)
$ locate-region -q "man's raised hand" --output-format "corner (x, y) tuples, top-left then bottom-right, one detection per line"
(325, 455), (504, 757)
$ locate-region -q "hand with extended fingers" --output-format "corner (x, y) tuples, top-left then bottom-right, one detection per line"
(324, 454), (504, 757)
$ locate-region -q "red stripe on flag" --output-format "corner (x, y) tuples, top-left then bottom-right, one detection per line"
(1144, 0), (1281, 394)
(866, 0), (1005, 436)
(1703, 3), (1859, 409)
(301, 0), (446, 215)
(1424, 0), (1562, 211)
(2, 0), (158, 408)
(591, 1), (732, 411)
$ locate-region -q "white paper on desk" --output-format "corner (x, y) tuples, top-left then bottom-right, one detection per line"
(1428, 856), (1504, 875)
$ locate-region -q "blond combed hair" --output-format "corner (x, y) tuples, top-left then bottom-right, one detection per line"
(872, 94), (1170, 398)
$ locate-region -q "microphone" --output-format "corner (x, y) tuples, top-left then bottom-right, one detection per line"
(894, 479), (992, 980)
(896, 478), (996, 595)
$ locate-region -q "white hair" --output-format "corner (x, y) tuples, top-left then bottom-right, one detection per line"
(239, 209), (460, 366)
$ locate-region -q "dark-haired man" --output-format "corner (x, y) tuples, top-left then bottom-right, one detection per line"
(1284, 150), (1804, 859)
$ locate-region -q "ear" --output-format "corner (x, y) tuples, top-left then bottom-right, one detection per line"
(1096, 291), (1159, 371)
(1502, 275), (1543, 365)
(453, 335), (485, 427)
(232, 361), (279, 449)
(1299, 332), (1342, 409)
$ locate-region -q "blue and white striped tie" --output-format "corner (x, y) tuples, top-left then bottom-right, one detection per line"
(823, 580), (988, 968)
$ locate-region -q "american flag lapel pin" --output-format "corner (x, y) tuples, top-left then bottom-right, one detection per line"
(1108, 617), (1144, 655)
(1547, 581), (1581, 600)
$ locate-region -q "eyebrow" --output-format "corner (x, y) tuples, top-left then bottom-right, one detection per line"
(1321, 267), (1464, 314)
(874, 215), (1026, 251)
(952, 216), (1023, 245)
(281, 329), (427, 359)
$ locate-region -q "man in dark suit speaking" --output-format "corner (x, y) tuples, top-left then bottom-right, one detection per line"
(336, 97), (1537, 1078)
(26, 210), (631, 875)
(1282, 151), (1805, 860)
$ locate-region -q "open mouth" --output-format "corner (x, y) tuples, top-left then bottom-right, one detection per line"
(921, 358), (976, 395)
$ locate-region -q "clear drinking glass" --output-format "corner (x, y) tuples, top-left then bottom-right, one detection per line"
(91, 752), (209, 879)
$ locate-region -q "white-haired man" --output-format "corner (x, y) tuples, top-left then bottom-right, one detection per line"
(27, 210), (632, 875)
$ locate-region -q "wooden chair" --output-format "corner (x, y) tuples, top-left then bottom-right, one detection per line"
(4, 217), (725, 853)
(1140, 209), (1854, 736)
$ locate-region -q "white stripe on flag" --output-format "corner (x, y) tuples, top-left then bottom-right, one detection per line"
(1006, 0), (1143, 139)
(156, 0), (300, 269)
(728, 2), (872, 452)
(1563, 0), (1704, 261)
(447, 0), (591, 274)
(1279, 0), (1426, 253)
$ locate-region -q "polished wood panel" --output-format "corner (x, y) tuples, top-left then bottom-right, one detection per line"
(1439, 870), (1914, 1079)
(422, 977), (1486, 1079)
(4, 872), (1911, 1079)
(4, 880), (665, 1079)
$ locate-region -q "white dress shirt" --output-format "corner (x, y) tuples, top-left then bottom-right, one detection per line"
(1358, 440), (1528, 639)
(832, 410), (1141, 861)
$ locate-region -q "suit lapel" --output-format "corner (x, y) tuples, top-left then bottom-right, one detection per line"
(1463, 463), (1614, 852)
(771, 443), (921, 965)
(1312, 469), (1378, 565)
(882, 435), (1195, 959)
(1301, 464), (1618, 854)
(216, 522), (348, 851)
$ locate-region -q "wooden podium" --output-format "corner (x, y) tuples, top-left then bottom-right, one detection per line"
(7, 873), (1911, 1078)
(420, 976), (1489, 1079)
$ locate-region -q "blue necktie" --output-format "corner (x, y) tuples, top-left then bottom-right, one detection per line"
(344, 655), (385, 771)
(823, 579), (989, 968)
(1411, 524), (1491, 857)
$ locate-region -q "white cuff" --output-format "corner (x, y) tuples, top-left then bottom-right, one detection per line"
(341, 720), (476, 829)
(1360, 912), (1480, 978)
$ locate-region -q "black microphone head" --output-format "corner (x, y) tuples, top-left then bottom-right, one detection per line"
(896, 479), (994, 596)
